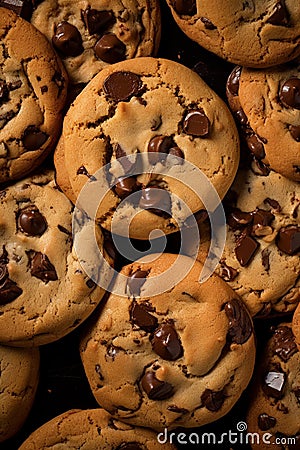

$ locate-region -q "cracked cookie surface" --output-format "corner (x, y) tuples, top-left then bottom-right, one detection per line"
(18, 408), (176, 449)
(0, 171), (111, 347)
(227, 62), (300, 182)
(246, 323), (300, 449)
(0, 344), (39, 442)
(80, 253), (255, 430)
(31, 0), (161, 85)
(0, 7), (67, 183)
(197, 168), (300, 318)
(165, 0), (300, 68)
(59, 57), (239, 240)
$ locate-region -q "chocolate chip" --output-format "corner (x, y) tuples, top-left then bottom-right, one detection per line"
(234, 108), (248, 126)
(106, 344), (120, 361)
(276, 226), (300, 255)
(227, 208), (252, 229)
(235, 234), (259, 266)
(0, 263), (8, 287)
(94, 34), (126, 63)
(22, 126), (48, 151)
(139, 187), (172, 217)
(200, 17), (216, 30)
(0, 278), (23, 305)
(30, 252), (58, 283)
(224, 298), (253, 344)
(246, 134), (266, 160)
(86, 279), (96, 289)
(151, 323), (183, 360)
(141, 371), (174, 400)
(114, 177), (139, 199)
(147, 135), (173, 165)
(0, 0), (32, 19)
(0, 81), (9, 106)
(52, 22), (83, 57)
(183, 109), (210, 137)
(168, 146), (184, 163)
(267, 1), (289, 26)
(252, 209), (274, 227)
(130, 301), (158, 332)
(220, 262), (238, 281)
(280, 78), (300, 109)
(263, 371), (285, 398)
(103, 71), (142, 102)
(273, 326), (298, 362)
(18, 206), (47, 236)
(82, 8), (114, 35)
(264, 198), (281, 212)
(258, 413), (277, 431)
(172, 0), (196, 15)
(261, 248), (270, 271)
(127, 269), (149, 296)
(253, 158), (270, 176)
(201, 389), (225, 412)
(226, 66), (241, 97)
(116, 443), (143, 450)
(289, 125), (300, 142)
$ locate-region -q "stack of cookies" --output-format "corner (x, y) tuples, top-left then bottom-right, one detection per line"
(0, 1), (299, 449)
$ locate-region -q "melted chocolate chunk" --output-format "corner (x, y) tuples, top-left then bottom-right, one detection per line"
(261, 248), (270, 271)
(263, 371), (285, 398)
(264, 198), (281, 212)
(0, 278), (22, 305)
(52, 22), (83, 57)
(276, 226), (300, 255)
(235, 108), (248, 126)
(82, 8), (114, 35)
(201, 389), (225, 412)
(172, 0), (196, 15)
(225, 298), (253, 344)
(280, 78), (300, 109)
(290, 125), (300, 142)
(148, 135), (173, 165)
(226, 66), (241, 96)
(258, 413), (277, 431)
(139, 187), (172, 217)
(114, 177), (139, 199)
(0, 0), (32, 19)
(183, 109), (210, 137)
(22, 126), (48, 151)
(246, 134), (266, 160)
(220, 262), (238, 281)
(30, 252), (58, 283)
(103, 71), (142, 102)
(18, 206), (47, 236)
(200, 17), (216, 30)
(0, 81), (9, 106)
(235, 234), (259, 266)
(168, 146), (185, 163)
(151, 323), (183, 360)
(0, 263), (8, 284)
(127, 269), (149, 296)
(94, 34), (126, 64)
(116, 443), (143, 450)
(227, 208), (252, 229)
(267, 1), (289, 26)
(141, 371), (174, 400)
(273, 326), (298, 362)
(252, 209), (274, 227)
(130, 301), (158, 332)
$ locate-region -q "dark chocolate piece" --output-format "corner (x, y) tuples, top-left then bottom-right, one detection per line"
(151, 323), (183, 360)
(200, 17), (216, 30)
(103, 71), (142, 102)
(94, 34), (126, 64)
(127, 269), (149, 296)
(224, 298), (253, 344)
(263, 371), (285, 398)
(226, 66), (241, 97)
(82, 8), (114, 35)
(0, 278), (22, 305)
(30, 252), (58, 283)
(52, 22), (83, 57)
(280, 78), (300, 109)
(0, 0), (32, 19)
(235, 234), (259, 266)
(267, 0), (289, 26)
(220, 262), (238, 281)
(130, 301), (158, 332)
(114, 177), (139, 199)
(22, 126), (48, 151)
(183, 109), (210, 137)
(273, 326), (298, 362)
(246, 134), (266, 160)
(139, 187), (172, 217)
(276, 226), (300, 255)
(258, 413), (277, 431)
(18, 206), (47, 236)
(290, 125), (300, 142)
(171, 0), (196, 15)
(147, 135), (173, 165)
(141, 371), (174, 400)
(201, 389), (225, 412)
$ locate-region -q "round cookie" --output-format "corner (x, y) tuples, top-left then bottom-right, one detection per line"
(0, 171), (112, 347)
(0, 344), (39, 442)
(19, 408), (176, 449)
(197, 168), (300, 318)
(226, 62), (300, 182)
(61, 57), (240, 240)
(80, 253), (256, 431)
(292, 303), (300, 351)
(0, 7), (67, 184)
(31, 0), (161, 85)
(165, 1), (300, 68)
(246, 323), (300, 449)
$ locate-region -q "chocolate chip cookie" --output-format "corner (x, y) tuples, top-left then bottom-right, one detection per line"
(19, 408), (176, 449)
(227, 62), (300, 182)
(60, 57), (239, 240)
(80, 253), (255, 430)
(31, 0), (161, 85)
(246, 323), (300, 449)
(0, 7), (67, 183)
(292, 303), (300, 351)
(165, 1), (300, 68)
(0, 344), (39, 442)
(197, 168), (300, 318)
(0, 171), (112, 346)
